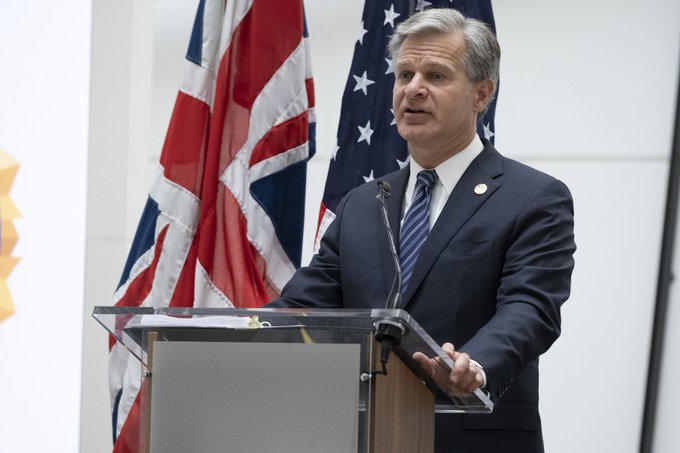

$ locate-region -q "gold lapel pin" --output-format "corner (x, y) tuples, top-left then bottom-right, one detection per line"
(474, 183), (488, 195)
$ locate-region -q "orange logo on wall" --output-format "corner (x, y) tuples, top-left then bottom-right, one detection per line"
(0, 148), (19, 322)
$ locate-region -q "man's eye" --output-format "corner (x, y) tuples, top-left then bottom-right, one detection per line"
(431, 73), (445, 81)
(398, 72), (412, 81)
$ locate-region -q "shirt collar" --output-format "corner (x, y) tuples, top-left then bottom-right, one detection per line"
(407, 134), (484, 198)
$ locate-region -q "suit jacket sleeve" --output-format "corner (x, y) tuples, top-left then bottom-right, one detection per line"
(459, 176), (575, 401)
(268, 193), (352, 309)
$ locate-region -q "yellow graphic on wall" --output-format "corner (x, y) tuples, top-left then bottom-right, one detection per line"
(0, 149), (20, 322)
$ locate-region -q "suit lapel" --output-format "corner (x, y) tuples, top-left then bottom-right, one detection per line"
(400, 144), (504, 307)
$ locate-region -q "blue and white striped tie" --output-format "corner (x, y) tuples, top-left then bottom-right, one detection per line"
(399, 169), (437, 295)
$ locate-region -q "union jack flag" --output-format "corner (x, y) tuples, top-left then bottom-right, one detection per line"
(315, 0), (495, 247)
(108, 0), (315, 450)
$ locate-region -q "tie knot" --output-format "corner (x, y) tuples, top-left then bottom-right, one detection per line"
(416, 170), (437, 190)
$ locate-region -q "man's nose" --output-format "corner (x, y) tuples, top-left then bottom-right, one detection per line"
(404, 74), (427, 98)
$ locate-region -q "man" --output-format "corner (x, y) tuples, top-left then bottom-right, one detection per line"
(270, 8), (575, 453)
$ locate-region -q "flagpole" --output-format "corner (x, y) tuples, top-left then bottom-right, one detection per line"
(639, 52), (680, 453)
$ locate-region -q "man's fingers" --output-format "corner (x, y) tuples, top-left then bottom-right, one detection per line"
(441, 342), (456, 358)
(447, 351), (483, 395)
(412, 351), (433, 370)
(451, 352), (471, 377)
(413, 352), (452, 382)
(414, 346), (482, 397)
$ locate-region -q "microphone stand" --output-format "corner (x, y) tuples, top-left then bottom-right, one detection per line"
(376, 181), (402, 310)
(373, 181), (406, 376)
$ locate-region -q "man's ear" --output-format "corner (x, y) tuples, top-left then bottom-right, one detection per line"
(473, 79), (495, 114)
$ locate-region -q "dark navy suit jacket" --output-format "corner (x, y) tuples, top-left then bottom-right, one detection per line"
(272, 140), (576, 453)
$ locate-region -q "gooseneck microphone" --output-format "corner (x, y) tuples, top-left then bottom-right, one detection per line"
(373, 180), (406, 376)
(376, 180), (402, 309)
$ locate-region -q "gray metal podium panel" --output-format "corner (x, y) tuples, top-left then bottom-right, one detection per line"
(150, 341), (360, 453)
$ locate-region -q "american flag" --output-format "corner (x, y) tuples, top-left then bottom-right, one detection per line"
(108, 0), (315, 450)
(315, 0), (495, 247)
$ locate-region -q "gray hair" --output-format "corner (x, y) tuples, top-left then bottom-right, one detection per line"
(388, 8), (500, 117)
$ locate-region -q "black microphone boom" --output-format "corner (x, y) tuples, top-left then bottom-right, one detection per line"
(373, 180), (406, 377)
(376, 181), (402, 310)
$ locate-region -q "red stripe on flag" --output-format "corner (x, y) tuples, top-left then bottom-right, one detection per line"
(316, 203), (327, 236)
(159, 92), (210, 197)
(213, 0), (304, 174)
(169, 235), (199, 308)
(114, 225), (169, 309)
(305, 78), (315, 109)
(249, 113), (308, 167)
(112, 381), (148, 453)
(199, 186), (279, 307)
(109, 225), (169, 351)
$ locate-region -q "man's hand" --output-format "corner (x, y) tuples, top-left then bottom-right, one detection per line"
(413, 342), (483, 397)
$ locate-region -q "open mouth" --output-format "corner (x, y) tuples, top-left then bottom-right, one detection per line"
(405, 108), (427, 114)
(403, 107), (430, 120)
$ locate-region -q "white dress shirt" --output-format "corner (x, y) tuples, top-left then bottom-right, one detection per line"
(401, 134), (484, 228)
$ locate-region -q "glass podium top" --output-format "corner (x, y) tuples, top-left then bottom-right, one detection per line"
(93, 305), (493, 413)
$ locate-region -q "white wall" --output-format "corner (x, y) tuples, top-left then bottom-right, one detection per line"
(81, 0), (680, 452)
(81, 1), (154, 451)
(492, 2), (679, 452)
(0, 1), (91, 451)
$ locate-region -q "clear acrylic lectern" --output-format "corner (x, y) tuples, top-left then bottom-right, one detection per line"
(94, 306), (493, 453)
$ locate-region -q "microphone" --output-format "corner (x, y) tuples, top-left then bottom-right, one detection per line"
(373, 180), (406, 376)
(375, 181), (402, 309)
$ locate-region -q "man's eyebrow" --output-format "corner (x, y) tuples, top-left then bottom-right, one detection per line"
(395, 59), (454, 71)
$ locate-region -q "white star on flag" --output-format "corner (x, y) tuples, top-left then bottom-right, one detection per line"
(397, 157), (409, 169)
(332, 141), (340, 161)
(390, 108), (396, 126)
(415, 0), (432, 12)
(363, 170), (375, 183)
(483, 122), (495, 140)
(385, 57), (393, 74)
(357, 120), (374, 145)
(384, 4), (400, 28)
(356, 21), (368, 45)
(353, 70), (375, 95)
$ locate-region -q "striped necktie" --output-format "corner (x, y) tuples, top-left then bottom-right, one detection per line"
(399, 169), (437, 295)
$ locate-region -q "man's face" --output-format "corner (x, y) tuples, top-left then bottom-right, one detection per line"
(393, 32), (487, 165)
